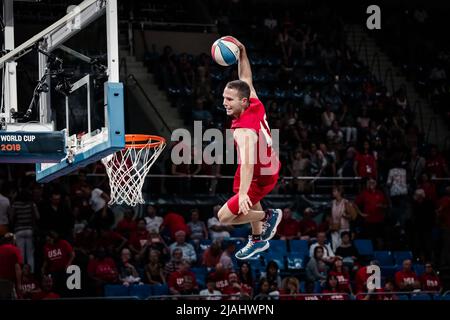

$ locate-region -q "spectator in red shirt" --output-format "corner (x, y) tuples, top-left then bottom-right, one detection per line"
(329, 257), (351, 293)
(115, 209), (137, 239)
(129, 219), (150, 255)
(96, 228), (128, 256)
(277, 208), (301, 240)
(395, 259), (420, 291)
(322, 274), (349, 300)
(437, 187), (450, 267)
(20, 264), (40, 299)
(168, 259), (198, 296)
(161, 211), (189, 241)
(87, 246), (119, 295)
(222, 271), (252, 300)
(41, 231), (75, 296)
(354, 260), (379, 295)
(425, 146), (449, 178)
(32, 275), (60, 300)
(355, 178), (388, 243)
(418, 173), (438, 205)
(0, 233), (23, 299)
(354, 141), (377, 179)
(202, 240), (223, 269)
(298, 207), (318, 240)
(420, 263), (442, 292)
(208, 263), (230, 293)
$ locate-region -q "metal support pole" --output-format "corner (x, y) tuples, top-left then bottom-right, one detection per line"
(106, 0), (120, 83)
(2, 0), (18, 124)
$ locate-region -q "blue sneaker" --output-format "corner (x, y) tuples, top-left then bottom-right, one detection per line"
(261, 209), (282, 241)
(235, 237), (270, 260)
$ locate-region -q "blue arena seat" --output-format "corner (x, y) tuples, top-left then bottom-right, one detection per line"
(289, 240), (309, 255)
(129, 285), (152, 299)
(374, 251), (395, 266)
(411, 293), (432, 301)
(381, 266), (398, 279)
(104, 285), (130, 297)
(397, 294), (409, 300)
(150, 284), (169, 296)
(268, 240), (288, 255)
(230, 226), (250, 239)
(413, 263), (425, 276)
(393, 251), (413, 265)
(354, 239), (374, 256)
(191, 267), (208, 288)
(286, 253), (305, 270)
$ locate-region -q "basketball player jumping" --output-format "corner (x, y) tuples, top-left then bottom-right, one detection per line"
(217, 38), (282, 260)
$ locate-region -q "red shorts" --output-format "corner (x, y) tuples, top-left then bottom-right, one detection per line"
(226, 174), (279, 215)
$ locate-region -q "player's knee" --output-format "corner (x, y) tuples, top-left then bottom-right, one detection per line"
(218, 207), (232, 224)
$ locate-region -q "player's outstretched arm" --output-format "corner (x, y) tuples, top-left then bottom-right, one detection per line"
(232, 38), (258, 99)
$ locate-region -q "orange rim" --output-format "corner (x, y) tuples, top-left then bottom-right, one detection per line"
(125, 134), (166, 149)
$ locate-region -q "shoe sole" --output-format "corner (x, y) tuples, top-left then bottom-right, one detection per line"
(262, 209), (283, 241)
(235, 241), (270, 260)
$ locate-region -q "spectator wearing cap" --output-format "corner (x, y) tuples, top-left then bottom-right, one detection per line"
(420, 263), (442, 292)
(208, 205), (233, 241)
(309, 232), (335, 264)
(411, 189), (435, 261)
(168, 259), (198, 296)
(0, 233), (23, 299)
(169, 230), (196, 264)
(298, 208), (318, 240)
(394, 259), (420, 291)
(277, 208), (301, 240)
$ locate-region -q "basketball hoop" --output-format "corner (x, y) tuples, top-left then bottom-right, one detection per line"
(102, 134), (166, 206)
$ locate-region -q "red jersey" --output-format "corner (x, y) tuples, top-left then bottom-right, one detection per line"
(355, 189), (387, 224)
(329, 271), (351, 292)
(356, 152), (377, 179)
(420, 273), (442, 292)
(96, 231), (125, 249)
(0, 244), (23, 282)
(129, 230), (150, 250)
(231, 97), (280, 180)
(355, 266), (370, 294)
(298, 219), (318, 237)
(43, 239), (73, 273)
(87, 258), (118, 282)
(277, 217), (300, 238)
(21, 277), (40, 298)
(208, 271), (230, 293)
(32, 291), (60, 300)
(115, 218), (137, 237)
(395, 270), (418, 288)
(168, 270), (197, 292)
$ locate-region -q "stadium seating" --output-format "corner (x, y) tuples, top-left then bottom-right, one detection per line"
(104, 285), (130, 297)
(374, 251), (395, 266)
(393, 251), (413, 265)
(411, 293), (432, 301)
(129, 285), (152, 299)
(289, 240), (309, 256)
(354, 239), (374, 257)
(150, 284), (169, 296)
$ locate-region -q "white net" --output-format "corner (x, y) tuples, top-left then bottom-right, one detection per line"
(101, 135), (166, 206)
